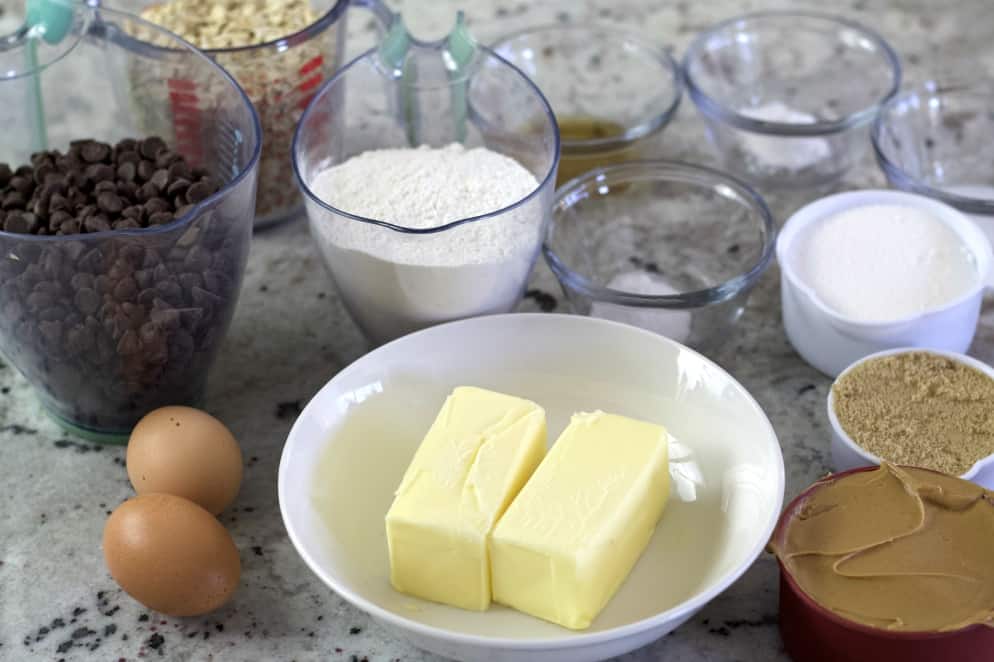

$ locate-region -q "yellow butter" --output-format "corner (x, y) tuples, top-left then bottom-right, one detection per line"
(385, 386), (547, 611)
(490, 411), (670, 629)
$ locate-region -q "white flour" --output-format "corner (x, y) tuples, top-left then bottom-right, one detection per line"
(790, 204), (979, 322)
(307, 144), (543, 342)
(738, 102), (831, 172)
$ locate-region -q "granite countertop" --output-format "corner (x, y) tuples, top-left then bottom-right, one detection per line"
(2, 0), (992, 660)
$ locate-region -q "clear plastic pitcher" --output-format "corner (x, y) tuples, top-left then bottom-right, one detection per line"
(0, 0), (261, 440)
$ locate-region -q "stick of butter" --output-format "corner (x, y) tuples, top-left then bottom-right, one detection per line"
(490, 411), (670, 629)
(385, 386), (547, 611)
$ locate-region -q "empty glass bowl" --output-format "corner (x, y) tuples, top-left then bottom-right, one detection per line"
(683, 11), (901, 190)
(872, 80), (994, 244)
(492, 24), (682, 187)
(544, 161), (775, 350)
(0, 2), (260, 440)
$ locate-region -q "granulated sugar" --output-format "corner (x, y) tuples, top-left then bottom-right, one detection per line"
(790, 204), (978, 322)
(308, 143), (543, 342)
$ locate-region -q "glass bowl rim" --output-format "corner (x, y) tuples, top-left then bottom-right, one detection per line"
(0, 3), (263, 244)
(291, 44), (561, 236)
(490, 22), (684, 152)
(543, 159), (777, 309)
(871, 79), (994, 216)
(682, 10), (902, 137)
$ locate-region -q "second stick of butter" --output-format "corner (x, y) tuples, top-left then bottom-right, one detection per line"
(385, 387), (547, 610)
(490, 411), (670, 629)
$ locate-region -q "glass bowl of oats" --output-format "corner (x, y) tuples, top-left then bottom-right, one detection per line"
(125, 0), (392, 228)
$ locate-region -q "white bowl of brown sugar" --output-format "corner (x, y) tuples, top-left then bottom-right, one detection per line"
(828, 348), (994, 489)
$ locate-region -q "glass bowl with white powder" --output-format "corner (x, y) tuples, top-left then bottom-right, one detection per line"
(543, 161), (775, 351)
(292, 18), (559, 344)
(682, 11), (901, 191)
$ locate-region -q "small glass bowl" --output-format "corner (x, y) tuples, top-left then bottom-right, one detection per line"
(872, 80), (994, 236)
(683, 11), (901, 190)
(544, 161), (775, 350)
(492, 24), (682, 187)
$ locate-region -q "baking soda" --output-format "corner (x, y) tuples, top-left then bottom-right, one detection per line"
(790, 204), (978, 322)
(590, 271), (692, 343)
(738, 102), (830, 172)
(308, 144), (542, 342)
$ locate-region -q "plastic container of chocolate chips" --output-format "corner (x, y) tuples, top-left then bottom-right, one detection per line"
(0, 1), (261, 440)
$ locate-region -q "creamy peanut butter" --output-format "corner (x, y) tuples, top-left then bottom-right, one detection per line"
(771, 464), (994, 632)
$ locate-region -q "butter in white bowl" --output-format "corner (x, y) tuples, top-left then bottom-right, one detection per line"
(491, 411), (670, 630)
(278, 313), (786, 662)
(385, 386), (547, 611)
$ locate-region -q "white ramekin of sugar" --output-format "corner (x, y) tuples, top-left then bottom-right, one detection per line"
(777, 190), (993, 377)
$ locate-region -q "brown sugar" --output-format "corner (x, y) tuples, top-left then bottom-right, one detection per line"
(832, 351), (994, 476)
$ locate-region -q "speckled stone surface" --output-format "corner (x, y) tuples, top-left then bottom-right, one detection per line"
(2, 1), (993, 660)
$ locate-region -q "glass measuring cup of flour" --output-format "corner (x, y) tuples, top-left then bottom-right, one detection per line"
(110, 0), (394, 228)
(293, 12), (560, 344)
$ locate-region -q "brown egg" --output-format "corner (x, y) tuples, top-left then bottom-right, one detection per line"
(103, 494), (241, 616)
(127, 406), (243, 515)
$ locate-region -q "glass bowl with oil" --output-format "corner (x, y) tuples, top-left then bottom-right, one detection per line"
(493, 24), (682, 187)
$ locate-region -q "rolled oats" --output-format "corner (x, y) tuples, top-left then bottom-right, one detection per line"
(140, 0), (341, 224)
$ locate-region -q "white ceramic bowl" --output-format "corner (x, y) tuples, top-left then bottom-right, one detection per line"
(777, 189), (993, 377)
(278, 314), (785, 662)
(828, 347), (994, 490)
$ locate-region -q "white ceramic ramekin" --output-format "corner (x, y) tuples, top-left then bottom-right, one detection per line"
(777, 189), (993, 377)
(827, 347), (994, 490)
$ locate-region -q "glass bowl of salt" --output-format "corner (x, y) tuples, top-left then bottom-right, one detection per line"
(682, 11), (901, 191)
(543, 160), (775, 351)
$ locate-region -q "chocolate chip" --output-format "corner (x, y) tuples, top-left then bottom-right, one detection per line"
(137, 160), (155, 182)
(3, 191), (25, 209)
(74, 288), (100, 315)
(71, 273), (95, 291)
(144, 198), (170, 215)
(150, 169), (170, 192)
(9, 176), (33, 194)
(140, 137), (167, 160)
(85, 163), (115, 184)
(117, 330), (141, 355)
(121, 206), (144, 222)
(185, 181), (211, 204)
(117, 161), (137, 182)
(4, 213), (29, 233)
(148, 212), (173, 226)
(84, 215), (111, 234)
(97, 192), (124, 214)
(117, 150), (140, 166)
(168, 161), (191, 180)
(136, 182), (159, 203)
(80, 141), (111, 164)
(166, 178), (190, 199)
(113, 218), (141, 230)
